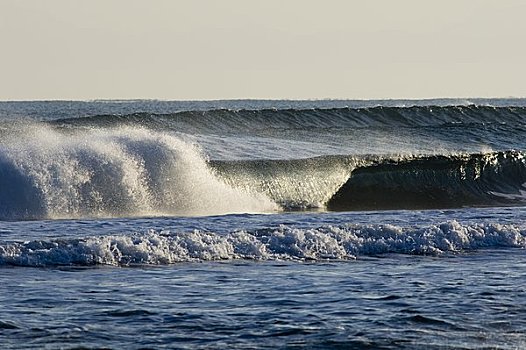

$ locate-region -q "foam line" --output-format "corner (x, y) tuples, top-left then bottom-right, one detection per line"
(1, 221), (524, 266)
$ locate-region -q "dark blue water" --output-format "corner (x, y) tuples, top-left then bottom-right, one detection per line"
(1, 99), (526, 349)
(2, 248), (526, 349)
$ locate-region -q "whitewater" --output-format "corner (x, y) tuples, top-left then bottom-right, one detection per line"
(1, 99), (526, 349)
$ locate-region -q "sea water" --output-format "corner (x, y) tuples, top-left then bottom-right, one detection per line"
(1, 99), (526, 349)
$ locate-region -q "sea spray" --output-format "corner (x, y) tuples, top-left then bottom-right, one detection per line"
(0, 125), (277, 220)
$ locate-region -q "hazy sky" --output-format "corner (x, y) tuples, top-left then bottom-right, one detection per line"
(1, 0), (525, 100)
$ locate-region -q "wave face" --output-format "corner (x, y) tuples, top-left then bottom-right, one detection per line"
(1, 221), (525, 266)
(0, 102), (526, 220)
(327, 151), (526, 210)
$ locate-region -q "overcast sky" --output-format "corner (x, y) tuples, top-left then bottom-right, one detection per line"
(1, 0), (525, 100)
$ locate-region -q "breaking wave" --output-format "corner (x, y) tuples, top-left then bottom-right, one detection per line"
(212, 151), (526, 211)
(326, 151), (526, 210)
(0, 125), (277, 220)
(0, 123), (525, 220)
(1, 112), (526, 220)
(1, 221), (525, 267)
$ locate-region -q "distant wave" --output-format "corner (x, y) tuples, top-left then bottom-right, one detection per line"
(46, 105), (526, 133)
(1, 221), (525, 266)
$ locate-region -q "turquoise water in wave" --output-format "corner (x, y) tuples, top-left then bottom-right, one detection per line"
(1, 99), (526, 349)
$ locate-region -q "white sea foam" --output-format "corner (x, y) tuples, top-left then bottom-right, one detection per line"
(1, 221), (524, 267)
(0, 125), (278, 220)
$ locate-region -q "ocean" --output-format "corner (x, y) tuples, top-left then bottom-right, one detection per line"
(1, 99), (525, 349)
